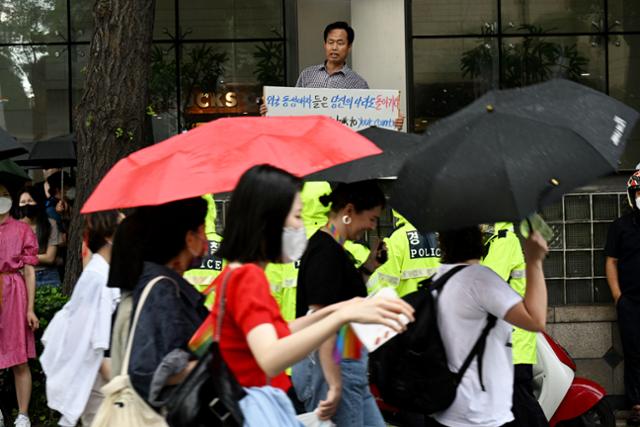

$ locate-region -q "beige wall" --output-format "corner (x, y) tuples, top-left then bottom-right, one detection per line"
(296, 0), (351, 73)
(546, 305), (625, 402)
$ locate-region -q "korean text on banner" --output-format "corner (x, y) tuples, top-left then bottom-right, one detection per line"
(263, 86), (400, 131)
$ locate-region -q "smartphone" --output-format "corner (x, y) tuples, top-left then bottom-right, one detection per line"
(375, 241), (388, 264)
(519, 213), (554, 242)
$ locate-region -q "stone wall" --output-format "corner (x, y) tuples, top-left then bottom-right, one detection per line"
(546, 305), (625, 406)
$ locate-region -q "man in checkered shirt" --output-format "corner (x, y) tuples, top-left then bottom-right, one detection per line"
(295, 21), (369, 90)
(261, 21), (404, 129)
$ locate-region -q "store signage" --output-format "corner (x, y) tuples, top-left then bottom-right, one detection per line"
(193, 91), (238, 108)
(263, 86), (400, 130)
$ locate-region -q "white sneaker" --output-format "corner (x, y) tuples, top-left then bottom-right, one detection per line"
(13, 414), (30, 427)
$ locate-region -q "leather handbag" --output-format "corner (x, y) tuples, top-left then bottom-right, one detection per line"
(91, 276), (170, 427)
(165, 271), (245, 427)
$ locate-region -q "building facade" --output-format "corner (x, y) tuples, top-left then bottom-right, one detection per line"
(1, 0), (638, 405)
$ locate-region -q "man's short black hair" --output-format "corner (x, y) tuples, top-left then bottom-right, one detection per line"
(324, 21), (355, 45)
(46, 171), (74, 196)
(217, 164), (303, 264)
(438, 226), (484, 264)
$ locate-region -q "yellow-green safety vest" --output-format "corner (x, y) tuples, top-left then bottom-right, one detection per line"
(368, 212), (440, 297)
(183, 194), (225, 308)
(481, 222), (536, 365)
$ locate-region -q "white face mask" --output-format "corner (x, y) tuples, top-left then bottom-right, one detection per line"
(282, 226), (308, 263)
(636, 196), (640, 211)
(0, 197), (12, 215)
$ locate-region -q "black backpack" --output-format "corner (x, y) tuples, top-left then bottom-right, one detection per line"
(369, 265), (497, 414)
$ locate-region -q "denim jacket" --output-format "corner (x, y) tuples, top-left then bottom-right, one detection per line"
(128, 262), (208, 405)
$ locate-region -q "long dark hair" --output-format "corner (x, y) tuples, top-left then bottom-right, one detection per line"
(19, 186), (52, 252)
(217, 165), (302, 263)
(108, 197), (207, 290)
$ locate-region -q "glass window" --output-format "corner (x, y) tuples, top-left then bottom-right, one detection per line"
(0, 0), (68, 44)
(501, 35), (605, 91)
(70, 44), (89, 120)
(180, 41), (284, 129)
(0, 45), (69, 141)
(609, 34), (640, 170)
(412, 37), (499, 133)
(547, 279), (565, 306)
(566, 279), (593, 304)
(155, 0), (175, 41)
(412, 1), (497, 36)
(70, 0), (93, 42)
(71, 0), (177, 42)
(501, 0), (604, 34)
(608, 0), (640, 32)
(149, 43), (178, 142)
(180, 0), (284, 40)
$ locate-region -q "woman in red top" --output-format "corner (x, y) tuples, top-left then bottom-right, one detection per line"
(211, 165), (414, 402)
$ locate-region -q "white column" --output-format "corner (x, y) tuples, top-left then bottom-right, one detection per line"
(351, 0), (407, 131)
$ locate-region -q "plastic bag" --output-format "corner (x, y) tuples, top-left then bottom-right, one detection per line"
(296, 412), (336, 427)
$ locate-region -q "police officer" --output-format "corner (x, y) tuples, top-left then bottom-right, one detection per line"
(368, 211), (440, 297)
(183, 194), (225, 308)
(481, 222), (547, 427)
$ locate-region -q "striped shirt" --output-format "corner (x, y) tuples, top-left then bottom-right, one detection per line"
(295, 63), (369, 89)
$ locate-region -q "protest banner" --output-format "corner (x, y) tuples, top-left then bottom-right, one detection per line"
(263, 86), (400, 130)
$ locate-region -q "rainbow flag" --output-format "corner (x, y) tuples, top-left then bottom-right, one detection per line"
(189, 314), (215, 358)
(333, 324), (362, 364)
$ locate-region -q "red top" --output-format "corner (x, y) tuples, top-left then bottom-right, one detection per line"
(211, 264), (292, 391)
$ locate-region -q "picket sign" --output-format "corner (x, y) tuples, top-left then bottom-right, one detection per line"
(263, 86), (401, 130)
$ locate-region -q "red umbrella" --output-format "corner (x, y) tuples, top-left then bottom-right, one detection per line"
(81, 116), (381, 213)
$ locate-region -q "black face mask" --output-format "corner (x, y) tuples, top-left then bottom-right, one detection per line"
(19, 204), (39, 219)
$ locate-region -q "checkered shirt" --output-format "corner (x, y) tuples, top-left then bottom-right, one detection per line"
(295, 63), (369, 89)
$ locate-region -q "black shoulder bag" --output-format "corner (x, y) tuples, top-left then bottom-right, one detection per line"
(165, 270), (245, 427)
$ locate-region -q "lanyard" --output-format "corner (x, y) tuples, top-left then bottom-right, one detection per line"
(323, 222), (346, 247)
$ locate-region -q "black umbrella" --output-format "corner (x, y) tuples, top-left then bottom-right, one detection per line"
(0, 127), (27, 160)
(305, 127), (423, 182)
(17, 133), (76, 168)
(390, 79), (640, 232)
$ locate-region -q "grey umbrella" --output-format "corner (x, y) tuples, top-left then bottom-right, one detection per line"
(0, 127), (27, 160)
(0, 159), (30, 193)
(390, 79), (640, 232)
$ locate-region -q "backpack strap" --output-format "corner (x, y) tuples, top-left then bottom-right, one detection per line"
(432, 264), (499, 391)
(430, 265), (468, 293)
(456, 314), (497, 391)
(213, 268), (236, 342)
(122, 275), (172, 376)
